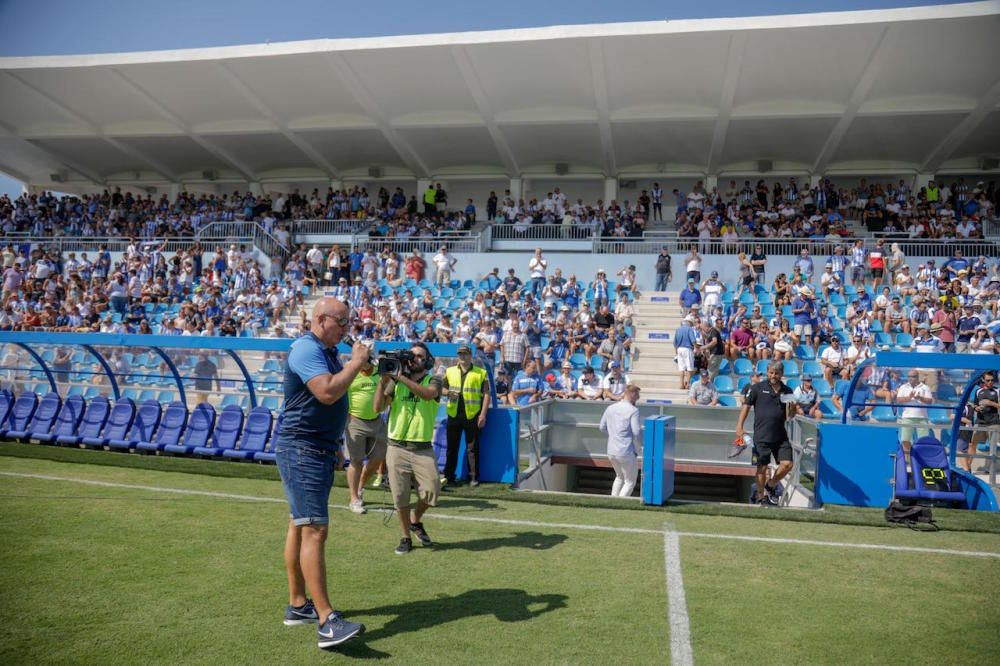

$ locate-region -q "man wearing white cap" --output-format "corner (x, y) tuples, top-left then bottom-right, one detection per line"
(673, 315), (698, 389)
(601, 361), (630, 401)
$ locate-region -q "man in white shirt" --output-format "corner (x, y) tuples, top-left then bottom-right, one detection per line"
(599, 384), (643, 497)
(820, 337), (848, 383)
(527, 248), (548, 300)
(432, 246), (457, 287)
(600, 361), (630, 401)
(895, 370), (933, 456)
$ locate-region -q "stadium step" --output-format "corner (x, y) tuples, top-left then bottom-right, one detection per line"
(630, 290), (686, 398)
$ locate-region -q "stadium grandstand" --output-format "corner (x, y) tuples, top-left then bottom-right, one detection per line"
(1, 1), (1000, 662)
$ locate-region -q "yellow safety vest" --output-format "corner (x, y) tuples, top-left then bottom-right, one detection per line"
(424, 188), (437, 205)
(445, 364), (486, 419)
(348, 371), (379, 420)
(388, 375), (438, 443)
(926, 186), (939, 203)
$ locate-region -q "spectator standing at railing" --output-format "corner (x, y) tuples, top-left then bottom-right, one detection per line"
(654, 246), (672, 292)
(432, 246), (457, 287)
(528, 249), (548, 299)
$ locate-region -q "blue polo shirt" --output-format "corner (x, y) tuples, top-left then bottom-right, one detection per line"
(511, 371), (542, 406)
(791, 296), (813, 325)
(680, 287), (701, 309)
(277, 333), (348, 450)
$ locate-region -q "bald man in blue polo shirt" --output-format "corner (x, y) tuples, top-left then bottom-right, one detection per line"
(275, 297), (371, 650)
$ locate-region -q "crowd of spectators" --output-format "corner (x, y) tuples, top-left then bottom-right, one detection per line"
(674, 238), (1000, 425)
(0, 239), (301, 338)
(672, 176), (997, 245)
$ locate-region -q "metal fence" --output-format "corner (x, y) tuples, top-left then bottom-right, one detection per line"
(352, 232), (483, 254)
(289, 218), (373, 235)
(489, 223), (596, 241)
(592, 234), (1000, 256)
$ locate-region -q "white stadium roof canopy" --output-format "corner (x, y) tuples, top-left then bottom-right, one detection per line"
(1, 1), (999, 192)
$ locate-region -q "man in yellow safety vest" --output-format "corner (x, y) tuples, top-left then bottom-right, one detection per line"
(442, 343), (490, 487)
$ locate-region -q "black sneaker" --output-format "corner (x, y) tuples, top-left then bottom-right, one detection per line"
(317, 611), (364, 649)
(284, 599), (319, 626)
(409, 522), (432, 546)
(395, 537), (412, 555)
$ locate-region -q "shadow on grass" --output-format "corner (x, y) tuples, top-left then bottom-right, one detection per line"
(431, 531), (567, 552)
(436, 497), (503, 512)
(335, 588), (568, 658)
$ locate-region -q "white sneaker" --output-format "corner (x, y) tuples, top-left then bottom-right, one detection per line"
(349, 499), (366, 514)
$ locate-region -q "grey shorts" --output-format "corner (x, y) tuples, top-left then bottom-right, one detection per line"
(386, 444), (440, 509)
(345, 415), (388, 462)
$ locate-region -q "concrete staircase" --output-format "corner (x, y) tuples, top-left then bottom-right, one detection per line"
(628, 290), (689, 403)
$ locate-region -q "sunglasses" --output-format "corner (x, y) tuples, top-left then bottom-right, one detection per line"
(320, 314), (350, 327)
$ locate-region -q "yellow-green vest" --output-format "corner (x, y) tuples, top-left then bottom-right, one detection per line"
(388, 374), (437, 442)
(424, 188), (437, 205)
(926, 185), (939, 203)
(348, 371), (379, 420)
(445, 364), (486, 419)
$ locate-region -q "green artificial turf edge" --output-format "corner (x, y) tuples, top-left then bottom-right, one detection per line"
(3, 441), (999, 535)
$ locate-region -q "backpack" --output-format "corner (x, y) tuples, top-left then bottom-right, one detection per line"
(884, 500), (938, 530)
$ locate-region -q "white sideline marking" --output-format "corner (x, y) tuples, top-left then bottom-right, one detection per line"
(664, 530), (694, 666)
(2, 471), (999, 559)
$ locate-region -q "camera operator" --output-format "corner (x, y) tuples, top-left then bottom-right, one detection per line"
(373, 342), (443, 555)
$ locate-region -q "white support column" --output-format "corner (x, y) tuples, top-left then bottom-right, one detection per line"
(508, 177), (522, 202)
(329, 179), (343, 192)
(705, 176), (719, 193)
(168, 183), (180, 201)
(914, 173), (934, 192)
(810, 174), (824, 188)
(604, 177), (617, 205)
(249, 182), (263, 196)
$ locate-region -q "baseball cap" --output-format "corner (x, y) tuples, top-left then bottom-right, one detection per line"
(561, 361), (573, 369)
(687, 278), (695, 284)
(609, 361), (620, 369)
(711, 271), (719, 278)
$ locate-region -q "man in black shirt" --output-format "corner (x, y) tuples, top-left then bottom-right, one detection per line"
(736, 360), (799, 506)
(699, 320), (725, 380)
(972, 372), (999, 473)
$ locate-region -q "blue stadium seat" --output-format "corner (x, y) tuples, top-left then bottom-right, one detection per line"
(136, 402), (187, 453)
(221, 394), (240, 407)
(0, 390), (13, 430)
(718, 395), (738, 407)
(58, 396), (110, 446)
(717, 359), (731, 375)
(812, 378), (832, 398)
(794, 346), (815, 360)
(755, 360), (770, 375)
(194, 405), (243, 457)
(36, 394), (85, 444)
(802, 361), (822, 377)
(894, 333), (913, 349)
(782, 361), (800, 378)
(107, 400), (158, 450)
(84, 387), (100, 399)
(262, 396), (281, 412)
(164, 403), (216, 455)
(818, 399), (839, 418)
(138, 389), (158, 403)
(7, 392), (61, 442)
(872, 405), (897, 423)
(733, 358), (753, 376)
(224, 406), (273, 461)
(713, 376), (735, 393)
(737, 376), (751, 393)
(254, 414), (282, 463)
(786, 378), (800, 391)
(928, 408), (953, 426)
(87, 398), (137, 449)
(157, 391), (175, 403)
(894, 437), (966, 506)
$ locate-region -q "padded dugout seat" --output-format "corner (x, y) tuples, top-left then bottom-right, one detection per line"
(58, 396), (110, 446)
(0, 392), (37, 438)
(894, 436), (966, 506)
(0, 390), (13, 428)
(109, 400), (162, 451)
(163, 403), (215, 455)
(7, 392), (61, 441)
(136, 402), (187, 453)
(84, 398), (136, 449)
(36, 394), (85, 444)
(193, 405), (243, 457)
(223, 407), (272, 460)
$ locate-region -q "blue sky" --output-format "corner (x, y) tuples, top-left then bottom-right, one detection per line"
(0, 0), (966, 196)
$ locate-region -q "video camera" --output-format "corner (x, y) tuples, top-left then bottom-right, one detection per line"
(373, 349), (416, 376)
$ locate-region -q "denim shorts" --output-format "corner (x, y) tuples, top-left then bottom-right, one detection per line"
(275, 443), (337, 526)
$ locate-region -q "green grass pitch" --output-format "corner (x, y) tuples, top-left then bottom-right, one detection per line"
(0, 449), (998, 664)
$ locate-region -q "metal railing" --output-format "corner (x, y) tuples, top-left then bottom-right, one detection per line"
(196, 220), (291, 266)
(352, 231), (483, 254)
(20, 236), (233, 254)
(592, 234), (1000, 256)
(489, 223), (597, 241)
(290, 218), (374, 235)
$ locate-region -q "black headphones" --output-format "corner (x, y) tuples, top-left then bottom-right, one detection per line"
(411, 342), (435, 371)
